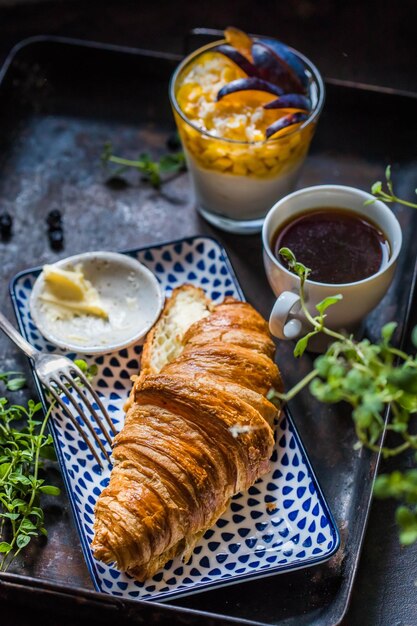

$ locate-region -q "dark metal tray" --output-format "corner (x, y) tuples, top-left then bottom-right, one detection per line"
(0, 35), (416, 626)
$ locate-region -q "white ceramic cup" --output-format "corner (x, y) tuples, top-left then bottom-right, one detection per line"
(262, 185), (402, 345)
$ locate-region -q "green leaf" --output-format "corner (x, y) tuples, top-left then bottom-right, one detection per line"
(9, 472), (31, 486)
(294, 336), (309, 358)
(344, 368), (370, 394)
(293, 262), (310, 279)
(374, 474), (396, 498)
(266, 388), (282, 407)
(139, 152), (151, 166)
(328, 362), (348, 381)
(278, 247), (296, 264)
(371, 181), (382, 194)
(28, 400), (42, 413)
(148, 169), (161, 189)
(73, 360), (97, 382)
(0, 462), (11, 478)
(6, 377), (26, 391)
(16, 534), (31, 549)
(11, 498), (27, 509)
(87, 364), (98, 379)
(0, 512), (20, 520)
(20, 518), (36, 532)
(294, 331), (318, 358)
(353, 405), (373, 429)
(74, 359), (88, 373)
(369, 420), (383, 445)
(389, 421), (408, 434)
(385, 164), (391, 181)
(411, 326), (417, 349)
(396, 506), (417, 545)
(397, 392), (417, 413)
(361, 392), (384, 415)
(315, 294), (343, 316)
(310, 379), (343, 403)
(101, 141), (113, 165)
(399, 528), (417, 546)
(39, 485), (61, 496)
(381, 321), (397, 342)
(314, 354), (331, 378)
(0, 542), (12, 553)
(158, 152), (185, 173)
(29, 507), (44, 520)
(374, 470), (417, 502)
(278, 247), (311, 280)
(387, 369), (417, 394)
(101, 144), (185, 188)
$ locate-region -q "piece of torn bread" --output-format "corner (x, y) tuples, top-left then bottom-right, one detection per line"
(92, 284), (282, 581)
(124, 285), (213, 412)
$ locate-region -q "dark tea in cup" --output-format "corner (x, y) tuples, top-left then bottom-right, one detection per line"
(262, 184), (402, 345)
(272, 207), (390, 284)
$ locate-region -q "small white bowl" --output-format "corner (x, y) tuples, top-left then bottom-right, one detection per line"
(29, 251), (164, 355)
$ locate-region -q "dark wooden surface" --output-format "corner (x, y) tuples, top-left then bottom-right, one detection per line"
(1, 2), (417, 625)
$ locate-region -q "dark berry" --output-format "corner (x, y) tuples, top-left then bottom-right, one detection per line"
(166, 131), (181, 151)
(47, 209), (62, 230)
(105, 176), (129, 190)
(49, 228), (64, 250)
(0, 211), (12, 239)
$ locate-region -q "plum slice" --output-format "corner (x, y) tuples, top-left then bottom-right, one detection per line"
(255, 37), (309, 91)
(252, 41), (306, 94)
(264, 94), (310, 111)
(212, 44), (258, 77)
(266, 111), (308, 139)
(217, 77), (284, 101)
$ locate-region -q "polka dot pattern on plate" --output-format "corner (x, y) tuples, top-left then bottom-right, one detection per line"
(10, 236), (339, 602)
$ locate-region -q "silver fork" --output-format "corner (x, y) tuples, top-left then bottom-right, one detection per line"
(0, 311), (117, 468)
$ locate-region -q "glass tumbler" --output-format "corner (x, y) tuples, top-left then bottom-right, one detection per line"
(169, 40), (325, 234)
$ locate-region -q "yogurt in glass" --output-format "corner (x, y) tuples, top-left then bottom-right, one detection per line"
(169, 31), (325, 234)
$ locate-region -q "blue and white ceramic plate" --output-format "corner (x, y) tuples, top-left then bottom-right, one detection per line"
(10, 236), (339, 602)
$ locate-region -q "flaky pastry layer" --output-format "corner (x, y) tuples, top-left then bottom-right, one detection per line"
(92, 285), (281, 580)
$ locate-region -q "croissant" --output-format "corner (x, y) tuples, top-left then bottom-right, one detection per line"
(91, 285), (282, 581)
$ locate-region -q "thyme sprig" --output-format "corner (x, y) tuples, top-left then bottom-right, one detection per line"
(367, 164), (417, 209)
(0, 392), (59, 571)
(275, 248), (417, 545)
(0, 359), (97, 570)
(0, 371), (26, 392)
(101, 142), (186, 189)
(276, 249), (417, 456)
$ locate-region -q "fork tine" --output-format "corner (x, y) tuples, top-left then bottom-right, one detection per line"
(70, 367), (117, 437)
(46, 385), (105, 468)
(60, 371), (113, 446)
(49, 376), (112, 464)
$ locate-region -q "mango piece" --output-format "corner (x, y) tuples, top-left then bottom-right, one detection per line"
(269, 165), (281, 176)
(177, 83), (202, 106)
(232, 161), (248, 176)
(213, 157), (233, 171)
(201, 144), (228, 161)
(224, 26), (253, 60)
(221, 66), (238, 83)
(245, 157), (265, 173)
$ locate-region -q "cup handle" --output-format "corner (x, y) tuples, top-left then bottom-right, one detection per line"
(269, 291), (303, 340)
